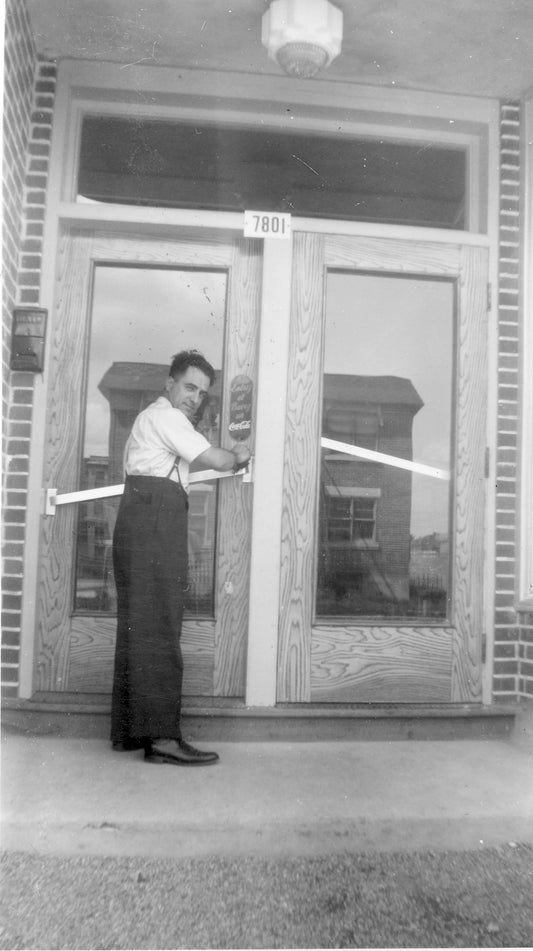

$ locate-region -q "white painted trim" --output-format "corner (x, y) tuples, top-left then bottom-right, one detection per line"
(245, 238), (293, 707)
(480, 99), (503, 705)
(67, 93), (484, 143)
(58, 201), (491, 246)
(292, 218), (489, 245)
(59, 59), (499, 120)
(519, 92), (533, 610)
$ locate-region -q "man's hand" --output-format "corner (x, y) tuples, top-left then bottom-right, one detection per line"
(232, 445), (251, 472)
(195, 443), (251, 473)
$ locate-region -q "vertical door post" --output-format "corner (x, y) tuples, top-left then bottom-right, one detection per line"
(245, 237), (293, 706)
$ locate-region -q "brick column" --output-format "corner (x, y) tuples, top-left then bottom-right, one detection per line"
(2, 0), (56, 696)
(492, 101), (521, 700)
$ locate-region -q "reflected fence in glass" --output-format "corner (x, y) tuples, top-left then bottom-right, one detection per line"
(74, 265), (227, 617)
(316, 271), (454, 620)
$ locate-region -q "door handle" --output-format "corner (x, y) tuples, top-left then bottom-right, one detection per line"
(43, 460), (254, 516)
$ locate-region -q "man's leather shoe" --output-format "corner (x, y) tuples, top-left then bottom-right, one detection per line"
(144, 738), (219, 766)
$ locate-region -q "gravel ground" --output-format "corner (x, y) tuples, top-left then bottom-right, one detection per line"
(1, 844), (532, 949)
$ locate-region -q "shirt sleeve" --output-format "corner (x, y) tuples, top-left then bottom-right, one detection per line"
(152, 406), (211, 464)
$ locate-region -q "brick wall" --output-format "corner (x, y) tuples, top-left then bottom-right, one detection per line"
(518, 612), (533, 697)
(2, 0), (34, 443)
(1, 0), (56, 696)
(492, 102), (522, 700)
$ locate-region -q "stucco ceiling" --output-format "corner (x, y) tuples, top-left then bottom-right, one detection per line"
(25, 0), (533, 100)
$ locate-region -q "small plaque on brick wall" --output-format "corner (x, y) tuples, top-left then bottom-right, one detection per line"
(10, 307), (47, 372)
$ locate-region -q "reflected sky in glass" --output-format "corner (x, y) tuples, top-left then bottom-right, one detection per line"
(84, 266), (227, 457)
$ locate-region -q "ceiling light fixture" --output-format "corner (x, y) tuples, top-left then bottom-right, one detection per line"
(262, 0), (343, 79)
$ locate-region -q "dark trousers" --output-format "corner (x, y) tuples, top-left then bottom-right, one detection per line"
(110, 475), (189, 745)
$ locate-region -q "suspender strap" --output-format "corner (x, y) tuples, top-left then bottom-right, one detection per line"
(166, 456), (183, 488)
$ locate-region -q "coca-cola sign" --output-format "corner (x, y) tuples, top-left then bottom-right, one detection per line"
(228, 374), (253, 442)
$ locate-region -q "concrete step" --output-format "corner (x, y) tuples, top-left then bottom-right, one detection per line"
(1, 698), (520, 742)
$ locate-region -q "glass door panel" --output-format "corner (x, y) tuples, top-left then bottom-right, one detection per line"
(317, 273), (454, 620)
(74, 266), (227, 617)
(278, 233), (487, 704)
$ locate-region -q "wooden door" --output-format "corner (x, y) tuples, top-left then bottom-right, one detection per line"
(36, 228), (260, 697)
(278, 233), (488, 704)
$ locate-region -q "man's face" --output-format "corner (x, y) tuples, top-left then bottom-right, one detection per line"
(165, 366), (211, 421)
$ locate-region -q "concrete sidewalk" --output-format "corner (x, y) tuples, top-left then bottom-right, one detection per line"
(2, 729), (533, 859)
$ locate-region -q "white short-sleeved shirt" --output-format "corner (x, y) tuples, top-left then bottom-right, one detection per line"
(125, 396), (211, 491)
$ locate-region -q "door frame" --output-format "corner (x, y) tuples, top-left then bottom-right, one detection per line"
(278, 233), (490, 704)
(33, 225), (261, 697)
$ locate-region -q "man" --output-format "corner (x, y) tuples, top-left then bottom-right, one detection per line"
(111, 350), (251, 766)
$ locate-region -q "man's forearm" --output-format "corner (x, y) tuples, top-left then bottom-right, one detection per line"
(195, 445), (250, 472)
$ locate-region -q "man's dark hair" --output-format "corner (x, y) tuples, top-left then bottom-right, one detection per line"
(169, 350), (216, 387)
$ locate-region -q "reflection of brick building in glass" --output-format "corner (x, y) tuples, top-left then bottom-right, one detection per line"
(318, 374), (428, 616)
(79, 456), (110, 558)
(76, 455), (113, 611)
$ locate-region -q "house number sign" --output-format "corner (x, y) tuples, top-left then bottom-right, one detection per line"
(243, 210), (291, 239)
(228, 375), (253, 442)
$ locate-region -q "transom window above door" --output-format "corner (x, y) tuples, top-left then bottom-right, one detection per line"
(77, 116), (467, 229)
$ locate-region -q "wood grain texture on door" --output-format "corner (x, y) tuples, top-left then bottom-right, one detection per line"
(37, 230), (94, 692)
(213, 238), (261, 696)
(277, 233), (325, 702)
(450, 245), (488, 702)
(311, 626), (453, 702)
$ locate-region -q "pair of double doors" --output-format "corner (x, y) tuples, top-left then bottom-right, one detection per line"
(37, 226), (488, 704)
